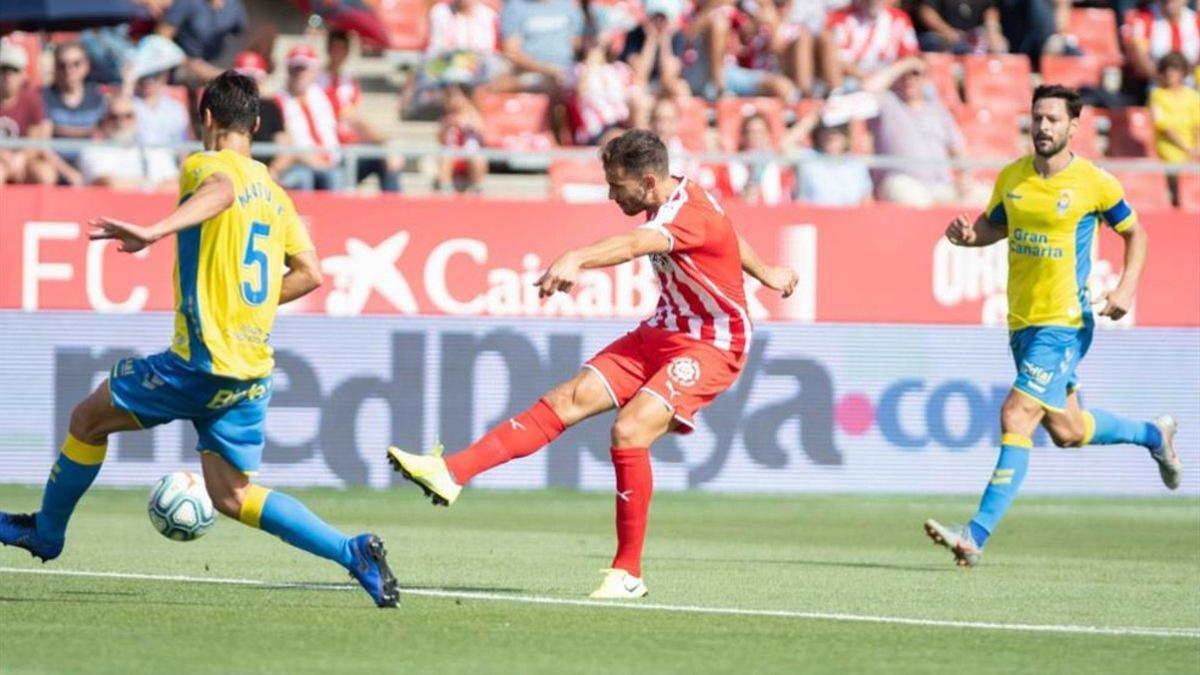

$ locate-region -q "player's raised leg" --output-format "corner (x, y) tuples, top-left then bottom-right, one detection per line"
(590, 391), (674, 600)
(200, 452), (398, 607)
(387, 367), (615, 505)
(0, 380), (139, 561)
(1046, 395), (1182, 490)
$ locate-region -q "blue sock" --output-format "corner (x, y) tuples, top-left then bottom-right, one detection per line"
(968, 433), (1032, 548)
(1084, 409), (1162, 450)
(239, 486), (353, 567)
(36, 434), (107, 541)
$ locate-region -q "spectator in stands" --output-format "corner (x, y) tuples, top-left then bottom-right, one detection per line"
(995, 0), (1080, 63)
(1151, 51), (1200, 163)
(132, 67), (190, 146)
(1123, 0), (1200, 93)
(621, 0), (691, 108)
(915, 0), (1009, 54)
(275, 45), (343, 191)
(419, 0), (503, 94)
(321, 30), (402, 192)
(773, 0), (844, 98)
(650, 96), (691, 175)
(43, 43), (108, 144)
(790, 103), (873, 206)
(0, 40), (59, 184)
(156, 0), (247, 84)
(79, 96), (178, 190)
(683, 0), (797, 101)
(827, 0), (919, 89)
(728, 111), (789, 204)
(574, 28), (639, 145)
(499, 0), (586, 94)
(864, 56), (988, 207)
(437, 84), (488, 193)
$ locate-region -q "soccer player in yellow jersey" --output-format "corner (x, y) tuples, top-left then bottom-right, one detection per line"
(924, 85), (1183, 567)
(0, 72), (399, 607)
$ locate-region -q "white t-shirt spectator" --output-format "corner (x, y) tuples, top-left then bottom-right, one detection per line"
(79, 145), (178, 185)
(428, 2), (500, 53)
(828, 5), (919, 74)
(134, 95), (190, 146)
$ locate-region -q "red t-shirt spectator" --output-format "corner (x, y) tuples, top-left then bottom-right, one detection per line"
(0, 85), (45, 137)
(1122, 3), (1200, 65)
(829, 4), (919, 75)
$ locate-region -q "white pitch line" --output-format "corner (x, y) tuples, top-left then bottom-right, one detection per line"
(2, 566), (1197, 640)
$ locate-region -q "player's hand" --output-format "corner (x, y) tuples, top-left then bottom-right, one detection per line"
(88, 217), (159, 253)
(761, 265), (799, 298)
(1097, 287), (1134, 321)
(945, 214), (976, 246)
(536, 254), (581, 298)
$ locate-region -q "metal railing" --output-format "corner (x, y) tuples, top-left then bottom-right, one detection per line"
(2, 137), (1197, 194)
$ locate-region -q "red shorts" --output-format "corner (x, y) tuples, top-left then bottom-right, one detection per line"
(585, 325), (744, 434)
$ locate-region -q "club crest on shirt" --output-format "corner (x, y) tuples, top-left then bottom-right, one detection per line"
(1057, 190), (1072, 217)
(667, 356), (701, 387)
(650, 252), (670, 271)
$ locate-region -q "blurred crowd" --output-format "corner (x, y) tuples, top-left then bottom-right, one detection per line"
(0, 0), (1197, 207)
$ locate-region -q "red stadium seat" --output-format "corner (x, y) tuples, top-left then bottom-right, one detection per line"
(1176, 173), (1200, 212)
(1068, 8), (1123, 64)
(548, 160), (609, 202)
(715, 97), (786, 152)
(1073, 106), (1103, 158)
(479, 93), (554, 150)
(956, 107), (1023, 158)
(962, 54), (1032, 115)
(1040, 55), (1109, 90)
(377, 0), (430, 51)
(1110, 171), (1173, 211)
(1106, 107), (1155, 158)
(923, 51), (963, 113)
(674, 96), (711, 152)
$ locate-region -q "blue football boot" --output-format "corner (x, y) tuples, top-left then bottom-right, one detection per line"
(0, 512), (64, 562)
(347, 533), (399, 608)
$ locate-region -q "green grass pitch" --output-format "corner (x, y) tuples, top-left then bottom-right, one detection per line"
(0, 485), (1196, 674)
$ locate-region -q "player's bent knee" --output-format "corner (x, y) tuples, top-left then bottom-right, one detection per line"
(1000, 395), (1042, 434)
(206, 482), (247, 519)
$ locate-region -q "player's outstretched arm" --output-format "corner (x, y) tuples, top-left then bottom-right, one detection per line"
(535, 229), (670, 298)
(737, 234), (798, 298)
(945, 213), (1007, 247)
(1098, 221), (1148, 321)
(280, 250), (323, 305)
(89, 174), (235, 253)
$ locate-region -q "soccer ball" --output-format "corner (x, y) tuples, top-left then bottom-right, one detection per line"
(147, 471), (215, 541)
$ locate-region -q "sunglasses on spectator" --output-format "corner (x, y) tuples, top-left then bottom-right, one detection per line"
(56, 59), (85, 70)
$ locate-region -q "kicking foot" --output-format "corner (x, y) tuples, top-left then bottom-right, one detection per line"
(924, 519), (981, 568)
(589, 568), (648, 599)
(386, 442), (462, 507)
(347, 533), (399, 608)
(1151, 415), (1182, 491)
(0, 512), (63, 562)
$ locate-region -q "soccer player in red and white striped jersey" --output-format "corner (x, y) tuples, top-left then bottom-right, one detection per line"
(388, 130), (797, 599)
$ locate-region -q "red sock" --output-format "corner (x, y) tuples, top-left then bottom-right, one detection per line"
(610, 447), (653, 578)
(445, 398), (566, 484)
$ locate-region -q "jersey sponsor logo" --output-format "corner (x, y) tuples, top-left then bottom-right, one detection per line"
(141, 372), (165, 390)
(1005, 191), (1023, 201)
(1057, 190), (1072, 217)
(1020, 359), (1055, 387)
(667, 356), (701, 387)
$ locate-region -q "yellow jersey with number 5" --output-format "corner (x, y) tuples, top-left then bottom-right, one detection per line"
(985, 155), (1137, 331)
(170, 150), (315, 380)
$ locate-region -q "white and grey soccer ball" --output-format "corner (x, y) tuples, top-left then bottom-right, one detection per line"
(148, 471), (215, 541)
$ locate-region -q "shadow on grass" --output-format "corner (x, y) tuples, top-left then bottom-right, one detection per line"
(655, 556), (955, 573)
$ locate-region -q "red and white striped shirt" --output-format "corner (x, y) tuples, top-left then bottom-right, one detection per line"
(276, 84), (341, 162)
(319, 72), (362, 143)
(1122, 4), (1200, 65)
(639, 177), (752, 355)
(829, 6), (918, 74)
(427, 2), (500, 53)
(574, 60), (633, 143)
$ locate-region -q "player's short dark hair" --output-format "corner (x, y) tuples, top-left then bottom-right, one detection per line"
(1158, 50), (1189, 75)
(1031, 84), (1083, 119)
(601, 129), (669, 178)
(199, 71), (260, 133)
